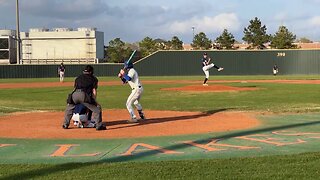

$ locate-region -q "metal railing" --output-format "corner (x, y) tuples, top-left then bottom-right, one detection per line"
(21, 58), (98, 64)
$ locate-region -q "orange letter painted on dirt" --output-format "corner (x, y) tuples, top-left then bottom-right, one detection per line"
(273, 131), (320, 139)
(121, 143), (182, 156)
(183, 140), (259, 152)
(236, 134), (306, 146)
(0, 144), (16, 148)
(50, 144), (100, 157)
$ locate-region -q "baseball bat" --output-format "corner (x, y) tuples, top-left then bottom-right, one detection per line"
(120, 50), (137, 74)
(126, 50), (137, 64)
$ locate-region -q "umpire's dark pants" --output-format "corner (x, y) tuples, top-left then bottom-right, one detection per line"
(63, 91), (102, 127)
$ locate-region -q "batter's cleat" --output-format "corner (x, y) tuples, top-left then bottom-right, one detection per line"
(62, 124), (69, 129)
(138, 111), (146, 120)
(203, 83), (209, 86)
(127, 117), (138, 123)
(218, 67), (224, 72)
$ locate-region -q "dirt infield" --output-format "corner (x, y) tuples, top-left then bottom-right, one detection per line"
(1, 79), (320, 89)
(0, 110), (259, 139)
(162, 85), (259, 92)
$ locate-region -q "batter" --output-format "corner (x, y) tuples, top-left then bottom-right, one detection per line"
(118, 61), (146, 123)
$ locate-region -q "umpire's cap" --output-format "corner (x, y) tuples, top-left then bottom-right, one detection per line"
(83, 65), (94, 74)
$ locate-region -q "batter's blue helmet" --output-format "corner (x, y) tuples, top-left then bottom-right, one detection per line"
(124, 61), (133, 69)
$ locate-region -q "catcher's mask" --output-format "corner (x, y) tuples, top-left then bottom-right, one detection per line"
(72, 104), (90, 127)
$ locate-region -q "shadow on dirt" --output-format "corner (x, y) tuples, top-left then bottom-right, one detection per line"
(106, 108), (229, 130)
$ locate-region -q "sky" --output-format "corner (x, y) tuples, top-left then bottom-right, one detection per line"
(1, 0), (320, 44)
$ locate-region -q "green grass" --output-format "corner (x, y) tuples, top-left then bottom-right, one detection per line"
(1, 76), (320, 114)
(0, 75), (320, 83)
(0, 152), (319, 179)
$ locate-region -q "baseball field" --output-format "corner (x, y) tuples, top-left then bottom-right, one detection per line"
(0, 75), (320, 179)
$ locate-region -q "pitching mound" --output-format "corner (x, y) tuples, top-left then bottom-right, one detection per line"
(0, 110), (259, 139)
(162, 85), (259, 92)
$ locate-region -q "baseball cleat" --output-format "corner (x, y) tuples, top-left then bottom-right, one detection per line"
(203, 84), (209, 86)
(127, 117), (138, 123)
(218, 67), (224, 72)
(138, 111), (146, 120)
(62, 124), (68, 129)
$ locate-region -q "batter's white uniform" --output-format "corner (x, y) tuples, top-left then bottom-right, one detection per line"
(126, 68), (143, 119)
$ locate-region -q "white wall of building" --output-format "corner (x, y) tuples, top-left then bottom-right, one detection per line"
(21, 28), (104, 64)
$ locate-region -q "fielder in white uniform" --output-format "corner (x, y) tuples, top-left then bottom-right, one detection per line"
(201, 52), (224, 86)
(118, 61), (145, 123)
(58, 63), (66, 83)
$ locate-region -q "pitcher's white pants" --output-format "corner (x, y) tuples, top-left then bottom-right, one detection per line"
(126, 87), (143, 119)
(202, 63), (215, 79)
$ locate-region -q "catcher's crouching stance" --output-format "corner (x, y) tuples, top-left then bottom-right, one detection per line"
(71, 104), (95, 128)
(118, 61), (146, 123)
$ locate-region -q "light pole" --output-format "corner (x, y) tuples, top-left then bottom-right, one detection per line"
(16, 0), (21, 64)
(192, 26), (195, 41)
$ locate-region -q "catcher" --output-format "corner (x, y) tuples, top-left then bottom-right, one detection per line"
(118, 61), (146, 123)
(71, 104), (95, 128)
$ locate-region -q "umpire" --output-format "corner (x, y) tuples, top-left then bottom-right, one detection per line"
(62, 65), (106, 130)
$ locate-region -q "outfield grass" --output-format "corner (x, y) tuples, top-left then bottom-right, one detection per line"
(0, 75), (320, 83)
(0, 152), (319, 179)
(1, 76), (320, 114)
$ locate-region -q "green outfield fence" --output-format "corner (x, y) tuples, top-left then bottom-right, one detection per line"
(0, 50), (320, 78)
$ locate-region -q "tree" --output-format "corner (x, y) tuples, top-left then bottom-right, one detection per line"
(215, 29), (236, 50)
(139, 37), (157, 57)
(298, 37), (313, 43)
(167, 36), (183, 50)
(107, 38), (132, 63)
(243, 17), (271, 49)
(191, 32), (212, 50)
(270, 26), (297, 49)
(154, 38), (167, 50)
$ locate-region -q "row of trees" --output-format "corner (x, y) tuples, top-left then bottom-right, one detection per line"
(106, 36), (184, 63)
(106, 17), (310, 62)
(192, 17), (297, 50)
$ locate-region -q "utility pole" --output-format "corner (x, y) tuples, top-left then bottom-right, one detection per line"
(192, 26), (195, 41)
(16, 0), (21, 64)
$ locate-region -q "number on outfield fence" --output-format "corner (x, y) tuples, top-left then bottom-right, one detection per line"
(277, 52), (286, 57)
